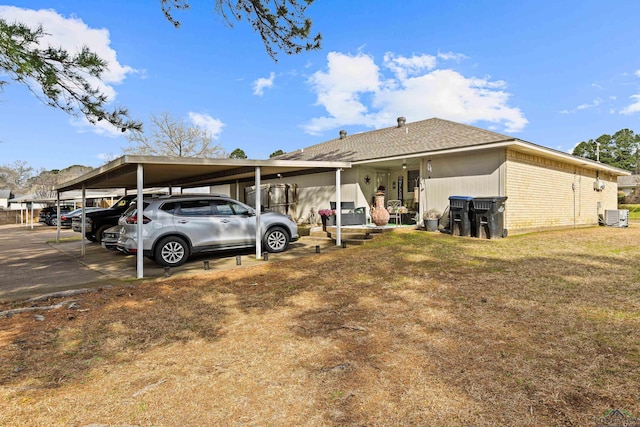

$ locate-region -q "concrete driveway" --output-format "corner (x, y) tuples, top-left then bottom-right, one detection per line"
(0, 224), (335, 302)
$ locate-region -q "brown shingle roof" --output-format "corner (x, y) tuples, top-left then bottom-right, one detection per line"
(617, 175), (640, 187)
(277, 117), (515, 162)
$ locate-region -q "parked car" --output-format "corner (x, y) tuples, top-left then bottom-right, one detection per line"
(38, 206), (72, 226)
(100, 225), (122, 251)
(60, 207), (103, 227)
(72, 195), (139, 242)
(116, 194), (299, 267)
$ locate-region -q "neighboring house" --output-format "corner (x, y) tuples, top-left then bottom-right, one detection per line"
(618, 175), (640, 203)
(0, 189), (13, 209)
(254, 117), (629, 233)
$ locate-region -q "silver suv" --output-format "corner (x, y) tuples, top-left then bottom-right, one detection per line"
(116, 194), (299, 267)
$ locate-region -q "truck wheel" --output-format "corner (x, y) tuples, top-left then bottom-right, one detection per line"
(85, 233), (97, 242)
(95, 225), (111, 243)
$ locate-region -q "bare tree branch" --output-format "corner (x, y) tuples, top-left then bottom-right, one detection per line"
(124, 112), (227, 158)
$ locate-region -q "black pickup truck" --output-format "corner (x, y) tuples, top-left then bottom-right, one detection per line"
(72, 195), (138, 242)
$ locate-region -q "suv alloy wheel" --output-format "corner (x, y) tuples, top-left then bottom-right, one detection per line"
(155, 236), (190, 267)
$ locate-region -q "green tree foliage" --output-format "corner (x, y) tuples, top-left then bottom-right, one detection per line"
(572, 129), (640, 172)
(229, 148), (248, 159)
(0, 19), (141, 132)
(269, 149), (285, 158)
(124, 112), (226, 158)
(160, 0), (321, 61)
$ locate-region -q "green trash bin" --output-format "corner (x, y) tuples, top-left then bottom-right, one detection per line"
(471, 197), (508, 239)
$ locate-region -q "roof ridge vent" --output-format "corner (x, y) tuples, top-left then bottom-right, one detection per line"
(339, 130), (347, 139)
(397, 117), (406, 127)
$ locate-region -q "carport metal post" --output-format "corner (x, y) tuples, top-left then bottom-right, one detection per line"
(255, 166), (262, 259)
(81, 185), (86, 256)
(137, 163), (144, 279)
(56, 191), (61, 243)
(335, 168), (341, 246)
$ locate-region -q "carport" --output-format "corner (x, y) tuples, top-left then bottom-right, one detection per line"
(55, 155), (352, 278)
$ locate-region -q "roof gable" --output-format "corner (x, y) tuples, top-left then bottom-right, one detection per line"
(277, 117), (515, 162)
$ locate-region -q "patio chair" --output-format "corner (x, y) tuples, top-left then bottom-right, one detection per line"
(387, 199), (402, 224)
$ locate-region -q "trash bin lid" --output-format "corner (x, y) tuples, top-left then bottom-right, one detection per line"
(448, 195), (474, 201)
(472, 196), (508, 202)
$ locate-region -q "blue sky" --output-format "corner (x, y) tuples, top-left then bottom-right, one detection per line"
(2, 0), (640, 171)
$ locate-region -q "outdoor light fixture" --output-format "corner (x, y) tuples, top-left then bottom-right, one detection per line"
(402, 163), (407, 169)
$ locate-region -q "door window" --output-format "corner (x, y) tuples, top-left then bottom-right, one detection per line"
(178, 200), (213, 216)
(212, 200), (250, 216)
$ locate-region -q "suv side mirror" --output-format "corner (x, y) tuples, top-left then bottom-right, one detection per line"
(246, 208), (256, 217)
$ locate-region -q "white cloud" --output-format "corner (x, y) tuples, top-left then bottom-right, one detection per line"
(383, 53), (437, 80)
(620, 94), (640, 115)
(437, 51), (468, 62)
(636, 70), (640, 78)
(303, 51), (527, 135)
(188, 112), (225, 139)
(69, 116), (127, 137)
(576, 98), (603, 111)
(253, 72), (276, 96)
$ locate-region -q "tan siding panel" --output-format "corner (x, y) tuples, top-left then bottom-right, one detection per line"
(420, 149), (504, 214)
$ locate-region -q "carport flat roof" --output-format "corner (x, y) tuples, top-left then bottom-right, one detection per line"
(56, 155), (352, 191)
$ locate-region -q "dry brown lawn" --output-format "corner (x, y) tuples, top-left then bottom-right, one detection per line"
(1, 226), (639, 426)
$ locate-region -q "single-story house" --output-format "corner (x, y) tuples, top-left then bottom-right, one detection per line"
(618, 175), (640, 203)
(0, 189), (13, 209)
(254, 117), (629, 233)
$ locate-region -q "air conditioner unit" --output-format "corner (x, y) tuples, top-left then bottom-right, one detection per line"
(604, 209), (628, 227)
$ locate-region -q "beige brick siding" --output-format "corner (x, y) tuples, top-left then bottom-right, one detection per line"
(505, 149), (617, 231)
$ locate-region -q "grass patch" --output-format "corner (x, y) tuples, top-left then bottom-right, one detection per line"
(620, 204), (640, 220)
(1, 226), (640, 425)
(46, 235), (83, 243)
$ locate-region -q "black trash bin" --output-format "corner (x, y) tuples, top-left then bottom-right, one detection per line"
(448, 196), (473, 236)
(471, 197), (508, 239)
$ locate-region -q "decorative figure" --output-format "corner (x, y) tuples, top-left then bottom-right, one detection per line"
(308, 207), (318, 226)
(371, 193), (389, 226)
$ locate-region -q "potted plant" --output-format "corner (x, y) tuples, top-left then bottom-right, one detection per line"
(423, 209), (441, 232)
(318, 208), (335, 230)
